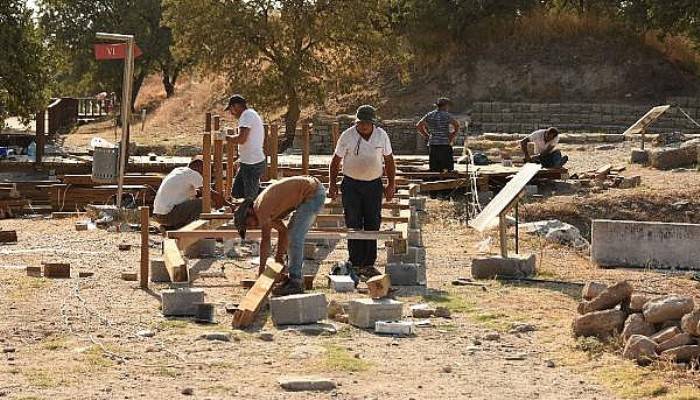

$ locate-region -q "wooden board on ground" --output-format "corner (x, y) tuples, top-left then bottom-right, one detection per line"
(623, 105), (671, 135)
(0, 230), (17, 243)
(232, 262), (284, 328)
(469, 163), (542, 232)
(418, 178), (469, 193)
(163, 238), (188, 282)
(168, 229), (404, 243)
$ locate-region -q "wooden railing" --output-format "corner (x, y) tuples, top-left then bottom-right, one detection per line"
(77, 97), (110, 121)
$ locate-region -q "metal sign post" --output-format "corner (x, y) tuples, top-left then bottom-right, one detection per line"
(95, 32), (135, 208)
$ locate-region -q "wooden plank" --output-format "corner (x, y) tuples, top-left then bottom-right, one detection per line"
(163, 238), (188, 282)
(213, 116), (224, 194)
(232, 261), (284, 328)
(418, 178), (468, 193)
(225, 134), (238, 196)
(469, 163), (541, 232)
(202, 132), (212, 212)
(139, 206), (149, 289)
(174, 219), (210, 252)
(623, 105), (671, 136)
(0, 230), (18, 243)
(167, 229), (403, 242)
(269, 124), (279, 180)
(499, 212), (508, 257)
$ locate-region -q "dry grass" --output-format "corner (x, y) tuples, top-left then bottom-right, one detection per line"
(644, 31), (700, 75)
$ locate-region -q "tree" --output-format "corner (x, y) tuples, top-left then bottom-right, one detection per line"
(165, 0), (399, 150)
(39, 0), (187, 108)
(0, 0), (50, 127)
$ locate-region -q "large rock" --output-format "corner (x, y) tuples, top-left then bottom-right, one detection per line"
(572, 309), (626, 338)
(622, 314), (656, 341)
(629, 293), (653, 313)
(582, 282), (607, 301)
(578, 281), (633, 314)
(650, 145), (697, 170)
(278, 376), (336, 392)
(651, 327), (681, 344)
(622, 335), (657, 365)
(681, 309), (700, 336)
(471, 254), (536, 280)
(657, 333), (694, 353)
(660, 345), (700, 363)
(643, 295), (694, 324)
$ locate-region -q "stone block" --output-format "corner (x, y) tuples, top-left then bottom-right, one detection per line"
(591, 220), (700, 270)
(270, 293), (327, 325)
(26, 266), (42, 277)
(630, 148), (648, 164)
(43, 262), (70, 279)
(650, 146), (697, 170)
(375, 320), (415, 336)
(185, 239), (217, 258)
(367, 274), (391, 299)
(328, 275), (355, 293)
(150, 258), (171, 283)
(403, 246), (426, 265)
(407, 229), (423, 247)
(409, 197), (427, 211)
(386, 246), (402, 265)
(623, 335), (657, 364)
(582, 282), (607, 300)
(471, 254), (535, 280)
(161, 288), (205, 316)
(386, 263), (425, 286)
(348, 298), (404, 328)
(643, 295), (694, 324)
(578, 281), (633, 314)
(572, 309), (626, 338)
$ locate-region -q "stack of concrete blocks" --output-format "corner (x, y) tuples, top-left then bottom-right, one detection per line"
(386, 196), (428, 286)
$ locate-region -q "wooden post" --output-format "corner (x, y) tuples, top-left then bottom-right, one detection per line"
(302, 121), (310, 175)
(226, 135), (235, 197)
(35, 110), (45, 163)
(331, 121), (340, 152)
(139, 206), (149, 289)
(263, 124), (270, 181)
(202, 113), (212, 212)
(213, 115), (224, 196)
(269, 124), (279, 179)
(499, 212), (508, 258)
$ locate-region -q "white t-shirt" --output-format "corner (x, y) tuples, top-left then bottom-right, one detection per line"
(528, 129), (559, 154)
(237, 108), (266, 165)
(153, 167), (203, 215)
(334, 125), (393, 181)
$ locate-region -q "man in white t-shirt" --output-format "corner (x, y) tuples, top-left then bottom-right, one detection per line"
(329, 105), (396, 280)
(520, 127), (568, 168)
(153, 158), (205, 229)
(224, 94), (266, 201)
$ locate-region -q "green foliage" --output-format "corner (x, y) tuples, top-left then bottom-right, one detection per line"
(0, 0), (50, 125)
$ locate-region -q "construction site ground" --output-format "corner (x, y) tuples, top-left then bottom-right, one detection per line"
(1, 143), (699, 400)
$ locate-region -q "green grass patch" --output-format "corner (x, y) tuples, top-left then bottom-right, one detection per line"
(421, 292), (476, 313)
(22, 368), (62, 388)
(600, 364), (669, 399)
(82, 345), (117, 368)
(322, 345), (371, 372)
(42, 336), (69, 351)
(663, 387), (700, 400)
(9, 276), (50, 300)
(156, 366), (179, 378)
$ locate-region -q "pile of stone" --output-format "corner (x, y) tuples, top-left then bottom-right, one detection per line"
(570, 164), (641, 191)
(573, 280), (700, 366)
(385, 197), (428, 287)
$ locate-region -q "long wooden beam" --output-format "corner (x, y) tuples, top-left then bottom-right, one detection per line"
(232, 261), (284, 328)
(213, 116), (224, 194)
(163, 238), (188, 282)
(167, 229), (404, 245)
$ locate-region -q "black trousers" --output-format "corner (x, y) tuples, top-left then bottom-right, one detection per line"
(429, 145), (454, 172)
(341, 176), (383, 267)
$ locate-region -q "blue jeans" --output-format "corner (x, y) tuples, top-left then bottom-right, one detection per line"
(232, 160), (266, 201)
(287, 183), (326, 280)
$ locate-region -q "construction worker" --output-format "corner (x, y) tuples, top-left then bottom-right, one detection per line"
(329, 105), (396, 280)
(520, 127), (568, 168)
(416, 97), (460, 172)
(224, 94), (266, 201)
(233, 176), (326, 296)
(153, 158), (225, 229)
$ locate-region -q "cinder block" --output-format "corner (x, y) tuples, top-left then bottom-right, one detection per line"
(270, 293), (327, 325)
(387, 263), (425, 286)
(161, 288), (205, 316)
(471, 254), (536, 279)
(375, 320), (415, 336)
(349, 298), (404, 328)
(185, 239), (217, 258)
(409, 210), (420, 229)
(403, 246), (426, 265)
(409, 197), (427, 211)
(150, 258), (171, 283)
(407, 229), (423, 247)
(386, 246), (402, 264)
(328, 275), (355, 293)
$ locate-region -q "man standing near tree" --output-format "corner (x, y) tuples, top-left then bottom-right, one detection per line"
(225, 94), (266, 201)
(416, 97), (460, 172)
(329, 105), (396, 280)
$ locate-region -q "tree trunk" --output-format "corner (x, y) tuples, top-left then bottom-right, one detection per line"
(130, 68), (149, 113)
(162, 65), (180, 98)
(280, 90), (301, 152)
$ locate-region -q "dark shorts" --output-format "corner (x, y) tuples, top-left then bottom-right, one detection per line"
(232, 160), (266, 200)
(154, 198), (202, 229)
(429, 145), (454, 172)
(535, 150), (567, 168)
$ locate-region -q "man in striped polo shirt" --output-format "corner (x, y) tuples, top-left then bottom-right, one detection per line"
(416, 97), (460, 172)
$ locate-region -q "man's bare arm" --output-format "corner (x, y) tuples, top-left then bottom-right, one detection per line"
(416, 118), (429, 139)
(328, 155), (342, 199)
(229, 127), (250, 144)
(384, 154), (396, 201)
(449, 118), (460, 144)
(520, 138), (531, 161)
(259, 223), (272, 271)
(271, 219), (288, 263)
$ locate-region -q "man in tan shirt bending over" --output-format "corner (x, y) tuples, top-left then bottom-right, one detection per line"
(234, 176), (326, 296)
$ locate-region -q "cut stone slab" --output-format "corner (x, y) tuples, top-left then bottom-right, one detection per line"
(328, 275), (355, 293)
(404, 246), (427, 265)
(582, 282), (607, 301)
(572, 309), (626, 338)
(161, 288), (205, 316)
(270, 293), (327, 325)
(150, 258), (171, 283)
(375, 320), (415, 336)
(411, 304), (436, 318)
(622, 313), (656, 341)
(643, 295), (694, 324)
(578, 281), (633, 314)
(591, 220), (700, 270)
(657, 333), (693, 353)
(349, 298), (404, 329)
(660, 345), (700, 363)
(277, 323), (337, 335)
(623, 335), (657, 365)
(681, 309), (700, 336)
(278, 376), (336, 392)
(471, 254), (536, 280)
(386, 263), (425, 286)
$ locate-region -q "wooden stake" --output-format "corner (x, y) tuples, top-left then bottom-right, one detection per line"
(226, 136), (235, 196)
(202, 132), (212, 212)
(263, 124), (270, 181)
(331, 121), (340, 152)
(499, 212), (508, 258)
(205, 112), (212, 133)
(302, 121), (310, 175)
(213, 116), (224, 195)
(139, 206), (149, 289)
(269, 124), (279, 179)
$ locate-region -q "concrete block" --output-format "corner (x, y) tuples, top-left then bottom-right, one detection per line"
(375, 320), (415, 336)
(270, 293), (327, 325)
(386, 246), (402, 265)
(409, 210), (420, 229)
(328, 274), (355, 293)
(26, 266), (42, 277)
(150, 258), (171, 283)
(630, 148), (649, 164)
(185, 239), (217, 258)
(471, 254), (536, 279)
(407, 229), (423, 247)
(409, 197), (427, 211)
(591, 220), (700, 269)
(403, 246), (426, 265)
(386, 263), (425, 286)
(348, 298), (404, 328)
(161, 288), (205, 316)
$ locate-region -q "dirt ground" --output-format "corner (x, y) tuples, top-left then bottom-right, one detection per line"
(1, 143), (699, 399)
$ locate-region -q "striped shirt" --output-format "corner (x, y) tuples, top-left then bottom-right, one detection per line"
(422, 109), (454, 146)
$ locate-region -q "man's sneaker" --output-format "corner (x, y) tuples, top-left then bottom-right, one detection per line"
(355, 266), (381, 281)
(272, 278), (304, 296)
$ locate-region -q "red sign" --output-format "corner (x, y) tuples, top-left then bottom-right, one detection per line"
(94, 43), (143, 60)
